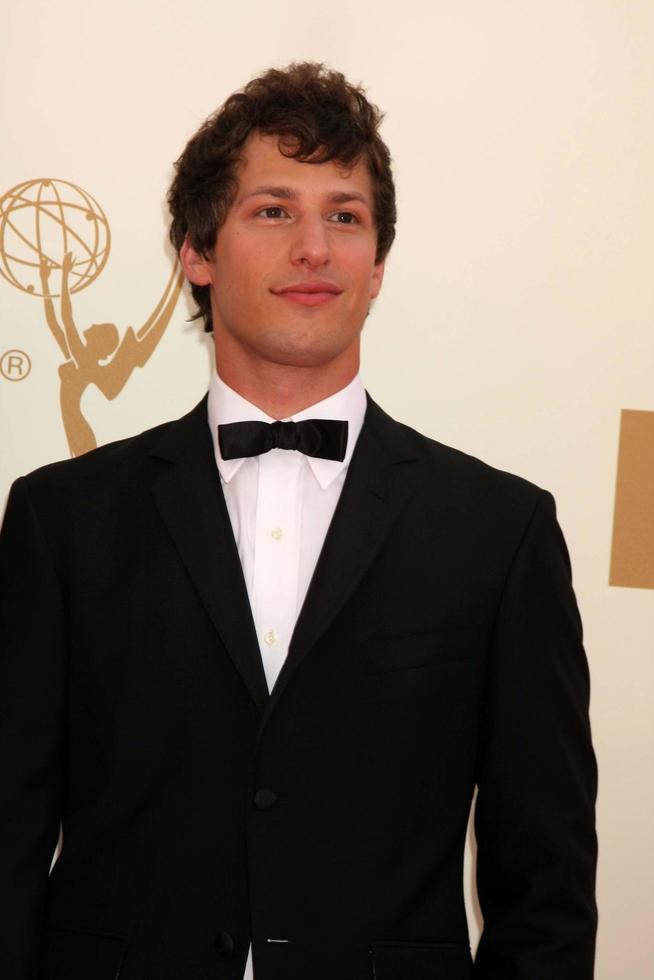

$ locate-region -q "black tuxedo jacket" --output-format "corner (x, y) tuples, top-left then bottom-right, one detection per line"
(0, 395), (597, 980)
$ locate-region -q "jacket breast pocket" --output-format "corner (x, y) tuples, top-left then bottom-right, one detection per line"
(365, 628), (478, 673)
(369, 940), (473, 979)
(40, 926), (127, 980)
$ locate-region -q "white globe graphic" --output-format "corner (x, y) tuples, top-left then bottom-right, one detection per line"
(0, 178), (110, 297)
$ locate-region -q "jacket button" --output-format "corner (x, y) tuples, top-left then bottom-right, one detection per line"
(215, 931), (234, 956)
(254, 788), (277, 810)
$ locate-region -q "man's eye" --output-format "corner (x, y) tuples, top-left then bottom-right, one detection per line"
(329, 211), (359, 224)
(258, 206), (288, 219)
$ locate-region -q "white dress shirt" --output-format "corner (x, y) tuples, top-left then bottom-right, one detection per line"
(207, 369), (366, 980)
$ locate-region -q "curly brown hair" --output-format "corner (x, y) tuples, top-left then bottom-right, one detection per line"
(168, 62), (396, 332)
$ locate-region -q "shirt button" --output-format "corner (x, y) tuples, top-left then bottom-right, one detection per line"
(264, 630), (277, 646)
(271, 527), (283, 540)
(254, 788), (277, 810)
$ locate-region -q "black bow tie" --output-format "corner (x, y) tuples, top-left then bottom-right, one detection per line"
(218, 418), (348, 462)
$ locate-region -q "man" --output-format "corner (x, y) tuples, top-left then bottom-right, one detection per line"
(0, 63), (597, 979)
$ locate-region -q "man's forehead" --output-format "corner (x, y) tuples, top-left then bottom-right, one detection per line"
(236, 132), (372, 199)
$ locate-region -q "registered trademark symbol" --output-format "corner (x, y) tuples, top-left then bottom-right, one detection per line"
(0, 349), (32, 381)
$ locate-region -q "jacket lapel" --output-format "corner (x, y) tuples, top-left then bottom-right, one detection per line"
(149, 398), (269, 713)
(264, 396), (417, 720)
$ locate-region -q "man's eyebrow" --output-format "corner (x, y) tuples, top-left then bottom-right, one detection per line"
(238, 185), (296, 204)
(238, 186), (371, 207)
(325, 191), (370, 207)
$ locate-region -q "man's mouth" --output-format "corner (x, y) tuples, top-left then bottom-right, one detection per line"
(272, 281), (342, 307)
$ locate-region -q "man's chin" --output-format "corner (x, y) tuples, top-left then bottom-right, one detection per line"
(260, 346), (344, 370)
(251, 331), (357, 370)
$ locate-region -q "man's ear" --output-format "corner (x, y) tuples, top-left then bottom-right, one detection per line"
(369, 259), (385, 300)
(180, 238), (213, 286)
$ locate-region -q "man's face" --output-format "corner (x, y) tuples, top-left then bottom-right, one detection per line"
(181, 132), (385, 376)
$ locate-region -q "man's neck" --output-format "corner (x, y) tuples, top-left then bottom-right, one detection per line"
(214, 352), (360, 419)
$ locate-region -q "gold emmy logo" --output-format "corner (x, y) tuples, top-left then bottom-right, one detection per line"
(0, 177), (183, 457)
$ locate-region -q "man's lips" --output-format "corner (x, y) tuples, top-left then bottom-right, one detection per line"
(272, 281), (342, 307)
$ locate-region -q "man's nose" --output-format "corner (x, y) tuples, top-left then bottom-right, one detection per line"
(289, 214), (331, 268)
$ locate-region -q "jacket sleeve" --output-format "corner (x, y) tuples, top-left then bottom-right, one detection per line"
(473, 490), (598, 979)
(0, 477), (67, 979)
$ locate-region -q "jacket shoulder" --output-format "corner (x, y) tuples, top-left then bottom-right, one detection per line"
(20, 398), (207, 495)
(365, 396), (547, 522)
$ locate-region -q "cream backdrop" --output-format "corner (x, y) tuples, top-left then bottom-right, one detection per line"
(1, 1), (652, 976)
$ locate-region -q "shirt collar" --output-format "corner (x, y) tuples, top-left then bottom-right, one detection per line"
(207, 370), (366, 490)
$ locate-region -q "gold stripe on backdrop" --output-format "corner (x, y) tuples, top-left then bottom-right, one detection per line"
(610, 409), (654, 590)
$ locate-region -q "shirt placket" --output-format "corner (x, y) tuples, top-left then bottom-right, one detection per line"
(251, 450), (303, 692)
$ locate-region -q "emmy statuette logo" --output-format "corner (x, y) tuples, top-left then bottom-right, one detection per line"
(0, 177), (183, 457)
